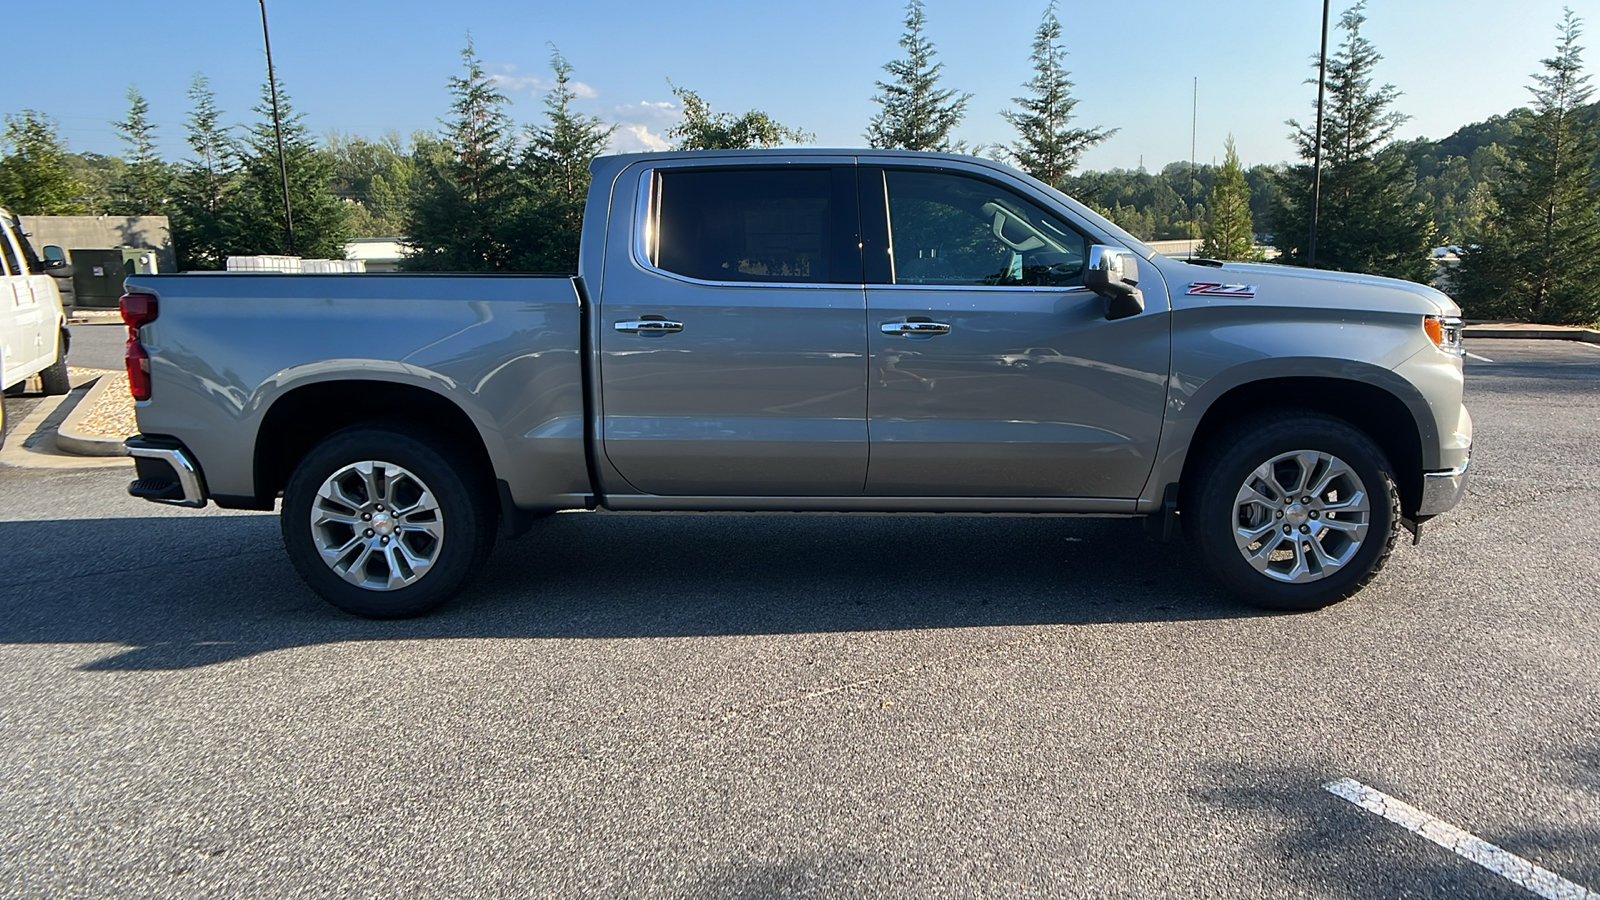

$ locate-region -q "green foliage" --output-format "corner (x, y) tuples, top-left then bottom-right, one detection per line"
(1063, 162), (1212, 241)
(1001, 1), (1114, 187)
(169, 74), (243, 270)
(109, 85), (172, 216)
(60, 152), (123, 214)
(323, 131), (414, 237)
(1456, 9), (1600, 324)
(233, 75), (349, 259)
(1272, 2), (1435, 281)
(1199, 138), (1261, 260)
(666, 83), (810, 151)
(867, 0), (971, 152)
(0, 111), (87, 215)
(507, 47), (618, 272)
(404, 39), (518, 271)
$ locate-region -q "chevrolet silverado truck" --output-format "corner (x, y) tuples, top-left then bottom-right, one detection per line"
(120, 149), (1471, 619)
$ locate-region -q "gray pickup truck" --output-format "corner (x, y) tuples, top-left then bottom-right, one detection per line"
(121, 149), (1470, 618)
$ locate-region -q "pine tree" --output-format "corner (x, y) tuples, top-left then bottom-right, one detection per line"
(666, 84), (810, 151)
(404, 39), (517, 271)
(109, 85), (171, 216)
(0, 111), (87, 215)
(169, 74), (243, 270)
(235, 75), (349, 259)
(1001, 1), (1115, 187)
(1200, 137), (1260, 260)
(507, 47), (618, 272)
(1271, 2), (1434, 281)
(1456, 9), (1600, 324)
(866, 0), (971, 152)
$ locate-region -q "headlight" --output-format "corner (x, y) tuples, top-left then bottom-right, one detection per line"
(1424, 316), (1464, 356)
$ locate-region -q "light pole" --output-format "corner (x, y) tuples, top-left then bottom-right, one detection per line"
(256, 0), (295, 255)
(1308, 0), (1330, 267)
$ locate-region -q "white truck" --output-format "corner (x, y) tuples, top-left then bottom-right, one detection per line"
(0, 208), (72, 446)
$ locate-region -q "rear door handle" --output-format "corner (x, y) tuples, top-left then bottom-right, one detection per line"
(880, 321), (951, 336)
(615, 319), (684, 334)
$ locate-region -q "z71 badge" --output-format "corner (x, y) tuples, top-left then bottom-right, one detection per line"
(1187, 282), (1258, 298)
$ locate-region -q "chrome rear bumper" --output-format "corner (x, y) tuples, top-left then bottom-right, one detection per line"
(126, 435), (208, 508)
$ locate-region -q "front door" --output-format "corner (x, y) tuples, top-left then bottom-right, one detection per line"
(862, 166), (1170, 498)
(598, 163), (869, 496)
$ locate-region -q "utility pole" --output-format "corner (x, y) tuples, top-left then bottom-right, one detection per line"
(257, 0), (295, 255)
(1308, 0), (1330, 267)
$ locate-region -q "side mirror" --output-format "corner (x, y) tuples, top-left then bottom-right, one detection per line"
(42, 245), (70, 273)
(1084, 245), (1145, 321)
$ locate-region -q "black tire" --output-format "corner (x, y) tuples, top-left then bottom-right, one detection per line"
(281, 425), (497, 619)
(39, 331), (71, 396)
(1187, 411), (1399, 612)
(0, 392), (7, 452)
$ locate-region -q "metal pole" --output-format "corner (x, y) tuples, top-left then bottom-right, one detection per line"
(1190, 76), (1197, 257)
(257, 0), (295, 255)
(1308, 0), (1330, 267)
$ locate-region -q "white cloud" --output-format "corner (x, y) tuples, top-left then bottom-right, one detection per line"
(601, 99), (679, 153)
(610, 123), (671, 153)
(487, 64), (598, 101)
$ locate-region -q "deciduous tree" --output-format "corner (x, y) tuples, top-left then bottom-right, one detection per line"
(666, 83), (809, 151)
(0, 111), (86, 215)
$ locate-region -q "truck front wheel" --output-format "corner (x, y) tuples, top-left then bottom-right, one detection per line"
(1189, 413), (1399, 611)
(281, 425), (496, 618)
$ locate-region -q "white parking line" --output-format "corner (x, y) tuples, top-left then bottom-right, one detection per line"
(1324, 778), (1595, 900)
(1465, 351), (1494, 362)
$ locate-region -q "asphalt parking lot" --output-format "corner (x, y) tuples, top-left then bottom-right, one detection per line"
(1, 338), (1595, 898)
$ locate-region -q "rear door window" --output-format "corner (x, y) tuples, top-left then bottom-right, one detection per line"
(0, 224), (20, 277)
(648, 167), (860, 285)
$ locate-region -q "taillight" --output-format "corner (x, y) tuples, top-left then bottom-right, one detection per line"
(120, 293), (158, 401)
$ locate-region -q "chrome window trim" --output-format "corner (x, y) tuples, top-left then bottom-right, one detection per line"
(870, 283), (1094, 294)
(630, 165), (860, 292)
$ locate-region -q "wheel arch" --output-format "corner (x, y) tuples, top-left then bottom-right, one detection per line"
(1177, 373), (1427, 517)
(252, 379), (499, 512)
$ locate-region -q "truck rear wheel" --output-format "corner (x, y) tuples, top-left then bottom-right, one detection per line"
(1188, 412), (1399, 611)
(281, 425), (496, 618)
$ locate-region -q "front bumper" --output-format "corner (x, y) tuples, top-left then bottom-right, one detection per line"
(126, 434), (208, 508)
(1416, 457), (1469, 517)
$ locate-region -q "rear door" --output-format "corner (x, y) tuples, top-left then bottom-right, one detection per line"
(596, 160), (869, 496)
(861, 165), (1170, 498)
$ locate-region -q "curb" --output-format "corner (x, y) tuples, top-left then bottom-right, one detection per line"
(1463, 324), (1600, 343)
(55, 374), (130, 457)
(0, 377), (132, 470)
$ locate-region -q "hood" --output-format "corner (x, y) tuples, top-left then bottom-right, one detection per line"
(1152, 258), (1460, 318)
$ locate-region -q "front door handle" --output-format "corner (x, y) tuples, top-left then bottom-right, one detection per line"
(881, 321), (951, 336)
(615, 319), (684, 335)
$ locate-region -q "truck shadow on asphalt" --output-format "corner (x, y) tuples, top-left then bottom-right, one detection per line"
(0, 511), (1266, 671)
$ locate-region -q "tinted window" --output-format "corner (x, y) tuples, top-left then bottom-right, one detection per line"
(653, 168), (857, 284)
(885, 170), (1087, 288)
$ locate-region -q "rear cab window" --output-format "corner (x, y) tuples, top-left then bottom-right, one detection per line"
(641, 166), (862, 285)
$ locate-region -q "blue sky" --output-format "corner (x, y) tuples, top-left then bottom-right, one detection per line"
(0, 1), (1583, 171)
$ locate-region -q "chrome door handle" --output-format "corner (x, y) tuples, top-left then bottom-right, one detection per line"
(881, 321), (951, 336)
(615, 319), (684, 334)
